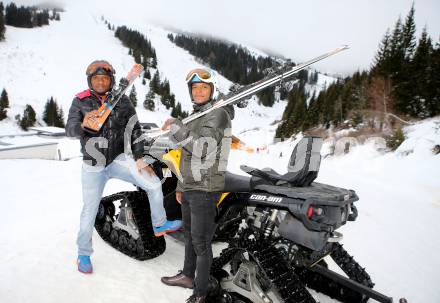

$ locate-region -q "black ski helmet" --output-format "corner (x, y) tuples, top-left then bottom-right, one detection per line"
(86, 60), (116, 92)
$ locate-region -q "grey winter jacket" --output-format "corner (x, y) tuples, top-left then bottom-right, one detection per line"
(170, 102), (234, 192)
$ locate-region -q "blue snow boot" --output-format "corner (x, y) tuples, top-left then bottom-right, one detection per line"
(77, 255), (93, 274)
(153, 220), (183, 237)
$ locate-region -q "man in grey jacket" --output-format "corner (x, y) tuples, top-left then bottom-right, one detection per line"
(160, 68), (234, 303)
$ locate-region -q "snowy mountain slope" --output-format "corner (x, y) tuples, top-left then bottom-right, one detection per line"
(0, 1), (335, 137)
(0, 11), (135, 120)
(0, 5), (282, 135)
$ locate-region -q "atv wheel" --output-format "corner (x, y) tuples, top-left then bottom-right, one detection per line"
(102, 221), (112, 237)
(110, 229), (119, 244)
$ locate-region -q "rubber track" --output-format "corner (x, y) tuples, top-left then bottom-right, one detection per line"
(212, 229), (316, 303)
(295, 243), (374, 303)
(94, 191), (166, 260)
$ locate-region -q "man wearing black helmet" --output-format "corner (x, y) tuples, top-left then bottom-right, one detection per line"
(66, 60), (182, 274)
(160, 68), (234, 303)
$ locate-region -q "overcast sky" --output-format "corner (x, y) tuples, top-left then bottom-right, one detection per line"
(6, 0), (440, 75)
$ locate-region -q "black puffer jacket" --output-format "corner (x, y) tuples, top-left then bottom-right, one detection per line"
(66, 89), (144, 166)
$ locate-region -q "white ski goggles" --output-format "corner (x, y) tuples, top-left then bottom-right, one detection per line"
(185, 68), (214, 84)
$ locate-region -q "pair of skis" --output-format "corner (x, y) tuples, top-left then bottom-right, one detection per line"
(111, 46), (348, 142)
(180, 45), (349, 127)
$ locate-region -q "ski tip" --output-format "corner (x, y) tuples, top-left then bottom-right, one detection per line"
(340, 44), (350, 50)
(133, 63), (144, 72)
(126, 64), (145, 81)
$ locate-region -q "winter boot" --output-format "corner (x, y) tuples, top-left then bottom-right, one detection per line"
(161, 271), (194, 289)
(186, 294), (205, 303)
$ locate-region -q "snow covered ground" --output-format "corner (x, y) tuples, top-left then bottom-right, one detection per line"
(1, 117), (439, 303)
(1, 2), (440, 303)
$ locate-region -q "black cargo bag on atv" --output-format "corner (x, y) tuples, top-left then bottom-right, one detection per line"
(242, 136), (358, 251)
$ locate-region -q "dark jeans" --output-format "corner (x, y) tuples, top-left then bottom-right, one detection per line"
(181, 191), (221, 297)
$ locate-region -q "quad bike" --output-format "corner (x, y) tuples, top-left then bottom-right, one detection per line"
(94, 136), (396, 303)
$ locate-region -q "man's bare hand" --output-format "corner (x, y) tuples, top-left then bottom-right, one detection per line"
(161, 118), (176, 131)
(81, 110), (100, 128)
(176, 191), (182, 204)
(136, 159), (156, 176)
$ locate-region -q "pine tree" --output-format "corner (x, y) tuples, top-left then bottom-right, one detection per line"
(309, 70), (319, 85)
(5, 3), (17, 26)
(160, 94), (172, 109)
(372, 29), (392, 75)
(0, 2), (5, 41)
(257, 87), (275, 107)
(158, 79), (170, 96)
(275, 83), (308, 138)
(401, 4), (417, 60)
(409, 28), (433, 117)
(19, 104), (36, 130)
(43, 97), (56, 125)
(43, 97), (65, 127)
(151, 56), (157, 69)
(129, 86), (137, 107)
(388, 17), (404, 77)
(386, 127), (405, 150)
(149, 71), (160, 94)
(428, 39), (440, 116)
(133, 49), (141, 64)
(141, 56), (149, 70)
(302, 92), (319, 131)
(393, 6), (420, 116)
(169, 93), (176, 109)
(0, 88), (9, 120)
(144, 68), (151, 80)
(171, 102), (188, 118)
(58, 107), (65, 128)
(143, 90), (155, 111)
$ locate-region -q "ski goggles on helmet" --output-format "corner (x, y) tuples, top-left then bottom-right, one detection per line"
(86, 60), (115, 77)
(185, 68), (213, 84)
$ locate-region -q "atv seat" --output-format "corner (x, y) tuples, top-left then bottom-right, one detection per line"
(241, 136), (323, 189)
(224, 171), (251, 192)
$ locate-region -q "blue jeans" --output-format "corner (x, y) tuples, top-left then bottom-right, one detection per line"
(77, 154), (166, 256)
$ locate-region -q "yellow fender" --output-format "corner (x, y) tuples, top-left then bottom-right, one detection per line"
(161, 136), (252, 207)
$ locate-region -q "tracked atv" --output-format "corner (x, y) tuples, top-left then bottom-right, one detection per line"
(93, 136), (251, 261)
(94, 136), (395, 303)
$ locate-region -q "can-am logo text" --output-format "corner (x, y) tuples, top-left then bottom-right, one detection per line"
(250, 194), (283, 203)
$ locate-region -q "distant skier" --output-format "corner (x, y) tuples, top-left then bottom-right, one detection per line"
(160, 68), (234, 303)
(66, 60), (182, 274)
